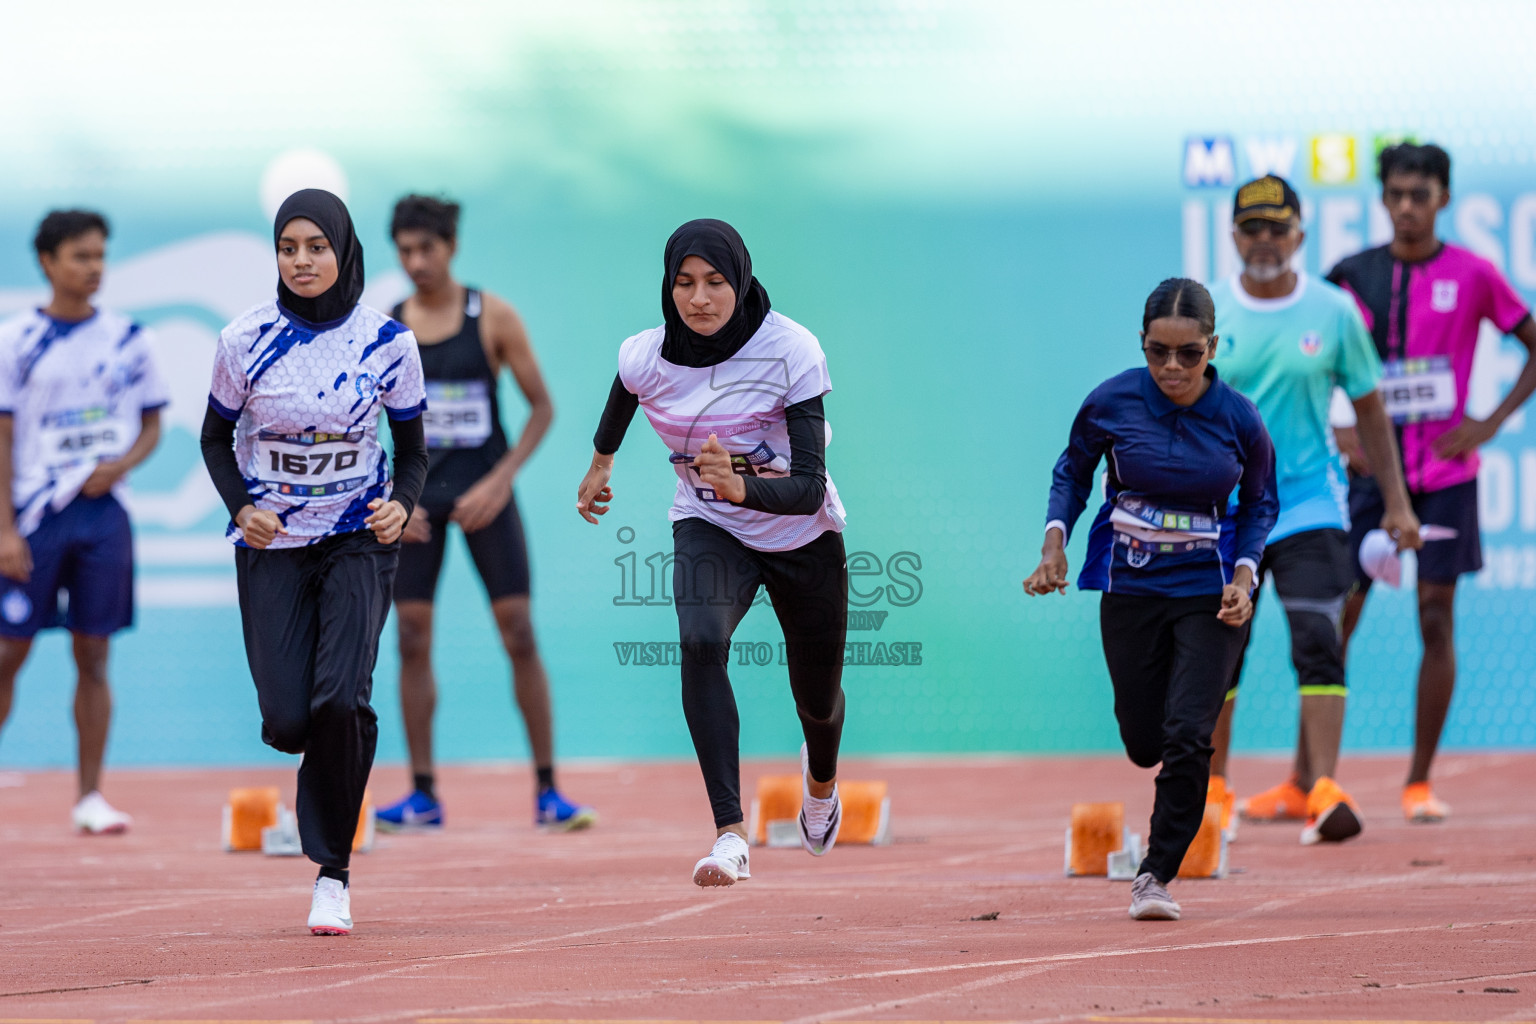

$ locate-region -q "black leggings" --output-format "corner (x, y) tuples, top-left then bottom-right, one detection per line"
(1099, 592), (1249, 883)
(234, 530), (399, 871)
(672, 517), (848, 828)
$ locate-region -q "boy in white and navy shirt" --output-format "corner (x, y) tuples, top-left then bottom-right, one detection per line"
(0, 209), (168, 835)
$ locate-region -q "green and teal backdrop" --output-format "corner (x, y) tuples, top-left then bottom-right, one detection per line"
(2, 1), (1535, 768)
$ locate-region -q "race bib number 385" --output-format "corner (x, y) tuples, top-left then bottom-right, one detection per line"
(256, 430), (368, 497)
(1380, 356), (1457, 424)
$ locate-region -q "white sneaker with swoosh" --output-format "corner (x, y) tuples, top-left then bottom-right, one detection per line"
(308, 877), (353, 935)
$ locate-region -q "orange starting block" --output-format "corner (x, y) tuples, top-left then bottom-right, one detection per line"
(222, 787), (375, 855)
(222, 787), (282, 851)
(748, 774), (891, 847)
(1175, 802), (1226, 879)
(1064, 801), (1141, 879)
(1064, 800), (1227, 880)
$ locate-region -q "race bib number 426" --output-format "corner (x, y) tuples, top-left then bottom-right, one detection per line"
(256, 430), (369, 497)
(39, 407), (130, 472)
(1380, 357), (1457, 424)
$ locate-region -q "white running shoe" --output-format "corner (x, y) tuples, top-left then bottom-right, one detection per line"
(797, 743), (841, 857)
(72, 791), (132, 835)
(1128, 871), (1181, 921)
(308, 877), (353, 935)
(692, 832), (751, 887)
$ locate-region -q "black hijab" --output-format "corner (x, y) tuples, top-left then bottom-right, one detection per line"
(660, 219), (771, 367)
(273, 189), (365, 325)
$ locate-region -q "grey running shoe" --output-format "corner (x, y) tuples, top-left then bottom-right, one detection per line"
(798, 743), (841, 856)
(1129, 871), (1181, 920)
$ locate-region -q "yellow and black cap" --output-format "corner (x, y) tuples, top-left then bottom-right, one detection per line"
(1233, 175), (1301, 224)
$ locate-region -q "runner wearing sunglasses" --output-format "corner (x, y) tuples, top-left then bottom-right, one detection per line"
(1024, 277), (1277, 920)
(1207, 176), (1421, 846)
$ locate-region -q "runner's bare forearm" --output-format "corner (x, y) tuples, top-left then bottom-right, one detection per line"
(1484, 319), (1536, 431)
(1352, 392), (1411, 513)
(111, 408), (164, 473)
(499, 398), (552, 481)
(491, 298), (554, 483)
(0, 415), (16, 531)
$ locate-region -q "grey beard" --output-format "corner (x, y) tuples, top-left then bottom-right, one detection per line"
(1243, 260), (1286, 284)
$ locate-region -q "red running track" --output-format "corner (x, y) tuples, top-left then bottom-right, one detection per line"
(1, 752), (1534, 1023)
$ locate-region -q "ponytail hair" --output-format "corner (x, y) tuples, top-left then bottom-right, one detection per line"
(1142, 277), (1216, 336)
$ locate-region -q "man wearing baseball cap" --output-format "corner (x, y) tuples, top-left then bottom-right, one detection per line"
(1208, 175), (1421, 846)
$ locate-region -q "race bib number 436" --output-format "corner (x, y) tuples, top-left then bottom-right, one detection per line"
(256, 430), (369, 497)
(1381, 357), (1457, 424)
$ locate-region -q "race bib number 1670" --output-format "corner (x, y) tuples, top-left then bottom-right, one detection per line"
(256, 430), (369, 497)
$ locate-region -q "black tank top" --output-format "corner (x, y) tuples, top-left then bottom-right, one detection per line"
(392, 288), (510, 506)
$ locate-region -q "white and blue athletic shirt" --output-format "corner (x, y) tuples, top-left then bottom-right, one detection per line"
(617, 310), (846, 552)
(0, 308), (169, 537)
(208, 300), (427, 549)
(1044, 366), (1278, 598)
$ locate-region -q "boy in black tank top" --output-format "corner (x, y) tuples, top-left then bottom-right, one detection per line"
(379, 195), (594, 832)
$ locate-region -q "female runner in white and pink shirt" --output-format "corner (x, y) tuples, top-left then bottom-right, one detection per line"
(577, 219), (848, 886)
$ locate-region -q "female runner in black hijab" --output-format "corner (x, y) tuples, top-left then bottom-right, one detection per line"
(200, 189), (429, 935)
(577, 219), (850, 886)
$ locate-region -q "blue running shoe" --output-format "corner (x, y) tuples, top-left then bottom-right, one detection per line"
(536, 788), (596, 831)
(375, 790), (443, 832)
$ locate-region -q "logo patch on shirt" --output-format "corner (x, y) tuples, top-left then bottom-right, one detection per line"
(354, 373), (380, 400)
(2, 589), (32, 625)
(1431, 280), (1458, 313)
(1299, 331), (1321, 356)
(1127, 548), (1153, 569)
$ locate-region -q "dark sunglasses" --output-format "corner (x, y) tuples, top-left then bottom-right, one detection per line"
(1237, 219), (1294, 238)
(1143, 340), (1212, 368)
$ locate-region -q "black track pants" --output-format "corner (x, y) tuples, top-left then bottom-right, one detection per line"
(1099, 592), (1249, 884)
(672, 517), (848, 829)
(235, 530), (400, 870)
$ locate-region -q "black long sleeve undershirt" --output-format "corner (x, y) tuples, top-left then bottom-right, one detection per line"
(384, 413), (428, 518)
(593, 373), (639, 456)
(200, 406), (252, 520)
(737, 395), (828, 516)
(200, 404), (430, 522)
(590, 375), (828, 516)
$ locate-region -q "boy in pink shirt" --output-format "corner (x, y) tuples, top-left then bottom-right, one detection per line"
(1328, 143), (1536, 822)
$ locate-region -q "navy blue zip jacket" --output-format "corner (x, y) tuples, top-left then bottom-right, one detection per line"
(1045, 365), (1278, 597)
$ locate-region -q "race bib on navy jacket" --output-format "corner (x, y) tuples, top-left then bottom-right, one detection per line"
(208, 301), (427, 548)
(1044, 366), (1278, 598)
(617, 310), (846, 552)
(0, 307), (169, 536)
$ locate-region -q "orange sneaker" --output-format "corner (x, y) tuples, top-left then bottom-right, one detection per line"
(1301, 776), (1362, 845)
(1237, 777), (1308, 821)
(1206, 775), (1238, 839)
(1402, 782), (1450, 823)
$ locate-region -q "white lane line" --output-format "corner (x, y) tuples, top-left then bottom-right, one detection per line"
(254, 913), (1536, 1023)
(783, 964), (1057, 1024)
(106, 902), (721, 1015)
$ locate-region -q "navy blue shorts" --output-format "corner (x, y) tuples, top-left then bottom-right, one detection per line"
(1349, 475), (1482, 588)
(0, 493), (135, 639)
